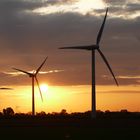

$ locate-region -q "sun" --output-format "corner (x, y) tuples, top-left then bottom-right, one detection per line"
(40, 84), (49, 93)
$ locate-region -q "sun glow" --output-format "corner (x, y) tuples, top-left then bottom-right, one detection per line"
(1, 85), (140, 113)
(40, 84), (49, 93)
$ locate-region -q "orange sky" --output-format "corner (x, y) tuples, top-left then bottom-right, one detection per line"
(0, 85), (140, 113)
(0, 0), (140, 113)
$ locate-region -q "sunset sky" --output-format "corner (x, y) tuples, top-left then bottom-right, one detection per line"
(0, 0), (140, 113)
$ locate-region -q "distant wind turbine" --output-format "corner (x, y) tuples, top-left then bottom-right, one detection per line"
(59, 8), (118, 118)
(13, 57), (48, 116)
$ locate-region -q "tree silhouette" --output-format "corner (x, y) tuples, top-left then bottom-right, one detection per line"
(60, 109), (67, 115)
(36, 111), (47, 117)
(3, 107), (14, 116)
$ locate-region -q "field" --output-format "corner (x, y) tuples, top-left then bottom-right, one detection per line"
(0, 112), (140, 140)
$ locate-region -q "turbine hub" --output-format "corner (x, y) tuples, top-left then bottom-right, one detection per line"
(90, 44), (99, 50)
(94, 45), (99, 49)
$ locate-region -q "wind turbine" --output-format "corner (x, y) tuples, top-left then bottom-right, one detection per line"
(59, 8), (118, 118)
(13, 57), (48, 116)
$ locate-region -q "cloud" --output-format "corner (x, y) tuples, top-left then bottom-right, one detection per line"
(32, 1), (106, 16)
(103, 0), (140, 19)
(0, 87), (13, 90)
(4, 69), (64, 76)
(99, 90), (140, 94)
(46, 0), (76, 5)
(0, 0), (139, 86)
(118, 76), (140, 79)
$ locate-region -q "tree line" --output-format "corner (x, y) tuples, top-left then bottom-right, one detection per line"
(0, 107), (140, 119)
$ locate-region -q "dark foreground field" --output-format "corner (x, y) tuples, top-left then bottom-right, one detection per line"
(0, 112), (140, 140)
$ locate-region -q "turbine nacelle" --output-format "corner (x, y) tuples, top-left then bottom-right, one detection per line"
(85, 45), (99, 50)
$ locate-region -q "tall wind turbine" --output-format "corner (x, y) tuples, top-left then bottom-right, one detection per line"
(13, 57), (48, 116)
(59, 8), (118, 118)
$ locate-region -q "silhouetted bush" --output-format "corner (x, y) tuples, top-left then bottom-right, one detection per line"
(3, 107), (14, 116)
(105, 110), (110, 113)
(60, 109), (67, 115)
(0, 112), (2, 116)
(36, 111), (47, 117)
(120, 109), (128, 113)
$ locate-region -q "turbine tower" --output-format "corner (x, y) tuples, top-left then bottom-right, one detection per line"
(13, 57), (48, 116)
(59, 8), (118, 118)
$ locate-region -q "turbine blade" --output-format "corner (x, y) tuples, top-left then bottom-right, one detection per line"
(59, 45), (96, 50)
(12, 68), (31, 76)
(96, 8), (108, 45)
(35, 76), (43, 102)
(35, 57), (48, 75)
(97, 49), (119, 86)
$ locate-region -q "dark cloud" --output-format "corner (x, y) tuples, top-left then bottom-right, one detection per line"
(0, 0), (44, 22)
(47, 0), (76, 5)
(103, 0), (140, 15)
(103, 0), (127, 5)
(126, 3), (140, 12)
(0, 0), (139, 86)
(0, 87), (13, 90)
